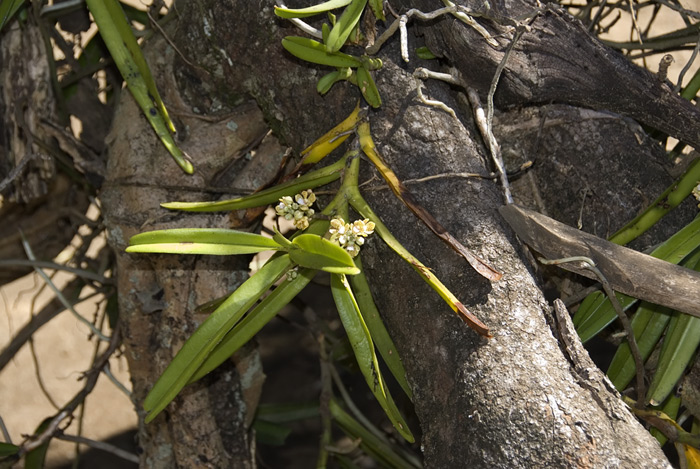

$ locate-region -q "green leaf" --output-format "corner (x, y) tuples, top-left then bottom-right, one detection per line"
(368, 0), (385, 21)
(126, 228), (283, 255)
(331, 274), (414, 442)
(85, 0), (193, 173)
(573, 291), (637, 344)
(162, 154), (347, 212)
(289, 234), (360, 275)
(282, 36), (362, 68)
(188, 267), (317, 383)
(143, 255), (292, 422)
(355, 65), (381, 108)
(325, 0), (368, 52)
(0, 0), (25, 32)
(348, 186), (491, 336)
(606, 301), (673, 391)
(0, 441), (19, 458)
(646, 251), (700, 405)
(330, 400), (418, 466)
(575, 215), (700, 341)
(274, 0), (352, 18)
(646, 310), (700, 405)
(416, 46), (437, 59)
(252, 419), (292, 446)
(317, 67), (352, 94)
(23, 418), (51, 469)
(349, 257), (412, 399)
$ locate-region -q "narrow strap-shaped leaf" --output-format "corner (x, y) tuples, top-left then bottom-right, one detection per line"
(606, 301), (673, 391)
(101, 0), (174, 133)
(188, 267), (317, 383)
(274, 0), (352, 18)
(143, 255), (292, 422)
(349, 257), (412, 399)
(162, 153), (347, 211)
(127, 228), (283, 255)
(573, 215), (700, 341)
(330, 400), (419, 467)
(85, 0), (193, 173)
(349, 188), (492, 337)
(290, 234), (360, 274)
(331, 274), (414, 441)
(0, 0), (24, 32)
(325, 0), (367, 52)
(646, 252), (700, 405)
(358, 121), (502, 282)
(573, 291), (637, 344)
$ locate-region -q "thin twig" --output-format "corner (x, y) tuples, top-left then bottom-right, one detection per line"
(674, 33), (700, 93)
(102, 362), (132, 399)
(0, 260), (111, 285)
(54, 433), (139, 465)
(29, 335), (61, 410)
(367, 5), (498, 59)
(15, 328), (122, 458)
(20, 234), (109, 341)
(0, 415), (12, 445)
(539, 256), (646, 406)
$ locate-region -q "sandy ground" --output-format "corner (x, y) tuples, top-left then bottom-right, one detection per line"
(0, 234), (136, 467)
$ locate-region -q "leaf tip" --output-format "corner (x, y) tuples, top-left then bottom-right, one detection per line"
(456, 302), (492, 338)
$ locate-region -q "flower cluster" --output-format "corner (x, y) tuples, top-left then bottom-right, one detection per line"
(275, 190), (316, 230)
(328, 217), (376, 257)
(693, 182), (700, 208)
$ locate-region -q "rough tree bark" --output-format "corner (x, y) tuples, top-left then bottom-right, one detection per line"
(101, 0), (700, 466)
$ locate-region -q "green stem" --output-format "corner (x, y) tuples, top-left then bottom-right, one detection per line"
(609, 158), (700, 245)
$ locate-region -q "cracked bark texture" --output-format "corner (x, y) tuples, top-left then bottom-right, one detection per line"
(100, 0), (700, 466)
(101, 31), (284, 468)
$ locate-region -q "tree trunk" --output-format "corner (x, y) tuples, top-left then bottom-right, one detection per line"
(101, 0), (700, 466)
(101, 31), (285, 467)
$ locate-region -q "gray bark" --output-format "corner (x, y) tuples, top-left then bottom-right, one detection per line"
(100, 0), (700, 466)
(101, 32), (284, 468)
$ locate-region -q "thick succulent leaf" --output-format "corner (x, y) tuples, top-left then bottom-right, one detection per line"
(282, 36), (362, 68)
(358, 121), (502, 283)
(274, 0), (352, 18)
(573, 291), (637, 344)
(368, 0), (385, 21)
(290, 234), (360, 275)
(330, 400), (421, 468)
(325, 0), (367, 52)
(574, 215), (700, 341)
(348, 187), (491, 337)
(356, 65), (381, 108)
(299, 102), (363, 166)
